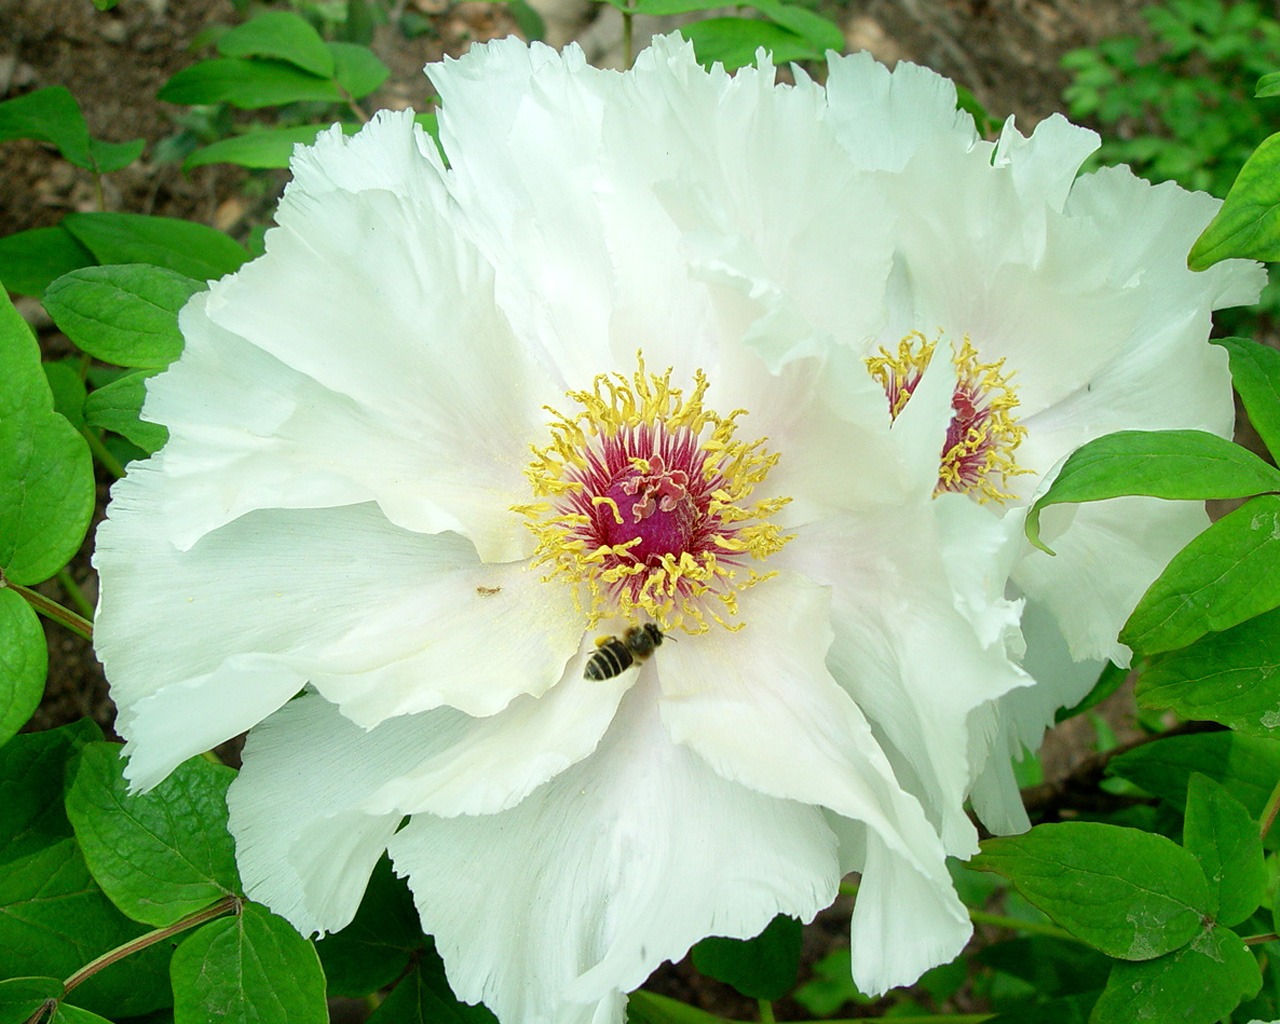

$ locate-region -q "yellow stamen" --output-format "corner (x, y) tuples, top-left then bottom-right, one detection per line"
(515, 354), (791, 634)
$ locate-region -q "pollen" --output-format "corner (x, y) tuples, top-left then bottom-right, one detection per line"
(867, 331), (1031, 503)
(513, 356), (791, 634)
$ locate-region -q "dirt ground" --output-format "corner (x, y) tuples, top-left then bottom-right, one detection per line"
(1, 0), (1155, 1020)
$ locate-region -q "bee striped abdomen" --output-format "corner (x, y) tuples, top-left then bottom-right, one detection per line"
(583, 623), (664, 680)
(584, 638), (634, 681)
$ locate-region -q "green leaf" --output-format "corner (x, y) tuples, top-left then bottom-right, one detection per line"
(0, 86), (92, 169)
(84, 372), (168, 453)
(750, 0), (843, 52)
(86, 136), (145, 174)
(1183, 773), (1266, 927)
(315, 857), (422, 997)
(1190, 131), (1280, 269)
(984, 992), (1099, 1024)
(1217, 337), (1280, 462)
(0, 290), (95, 585)
(0, 86), (143, 174)
(0, 226), (95, 297)
(504, 0), (546, 41)
(184, 122), (358, 171)
(159, 57), (341, 109)
(43, 359), (87, 430)
(0, 977), (64, 1024)
(691, 914), (802, 1000)
(43, 264), (201, 368)
(1258, 72), (1280, 97)
(792, 948), (870, 1016)
(171, 902), (326, 1024)
(61, 213), (248, 282)
(622, 0), (734, 13)
(971, 822), (1211, 959)
(0, 587), (46, 747)
(1025, 430), (1280, 554)
(366, 941), (496, 1024)
(346, 0), (377, 44)
(628, 991), (732, 1024)
(678, 18), (821, 71)
(0, 722), (173, 1018)
(329, 42), (391, 99)
(1123, 495), (1280, 656)
(65, 743), (239, 928)
(1108, 732), (1280, 819)
(1089, 925), (1261, 1024)
(217, 11), (334, 78)
(978, 937), (1113, 996)
(1137, 607), (1280, 737)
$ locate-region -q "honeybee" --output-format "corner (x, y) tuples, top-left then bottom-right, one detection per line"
(584, 623), (664, 681)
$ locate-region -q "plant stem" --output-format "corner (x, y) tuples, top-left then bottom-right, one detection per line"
(757, 1000), (775, 1024)
(6, 580), (94, 641)
(63, 895), (239, 995)
(623, 0), (635, 69)
(968, 909), (1077, 943)
(56, 567), (95, 621)
(82, 425), (126, 479)
(1261, 777), (1280, 841)
(335, 82), (370, 125)
(1244, 933), (1280, 946)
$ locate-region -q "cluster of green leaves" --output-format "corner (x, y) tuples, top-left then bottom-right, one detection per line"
(160, 6), (390, 171)
(1062, 0), (1280, 199)
(597, 0), (842, 72)
(0, 718), (488, 1024)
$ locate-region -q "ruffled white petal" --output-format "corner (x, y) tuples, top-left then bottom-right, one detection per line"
(151, 111), (558, 562)
(775, 511), (1029, 856)
(1012, 494), (1209, 664)
(388, 677), (840, 1024)
(822, 811), (969, 991)
(824, 51), (978, 171)
(968, 598), (1105, 834)
(95, 485), (581, 778)
(229, 665), (631, 934)
(655, 571), (972, 992)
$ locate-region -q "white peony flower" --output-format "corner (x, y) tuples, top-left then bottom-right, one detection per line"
(91, 37), (1037, 1023)
(779, 54), (1264, 832)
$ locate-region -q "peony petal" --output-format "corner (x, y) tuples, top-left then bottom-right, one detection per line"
(94, 485), (582, 766)
(229, 695), (407, 935)
(773, 514), (1029, 855)
(388, 677), (840, 1024)
(1011, 494), (1208, 664)
(824, 51), (978, 172)
(824, 812), (971, 993)
(645, 48), (894, 370)
(968, 597), (1104, 834)
(360, 649), (633, 818)
(228, 665), (631, 935)
(655, 571), (972, 989)
(153, 111), (558, 561)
